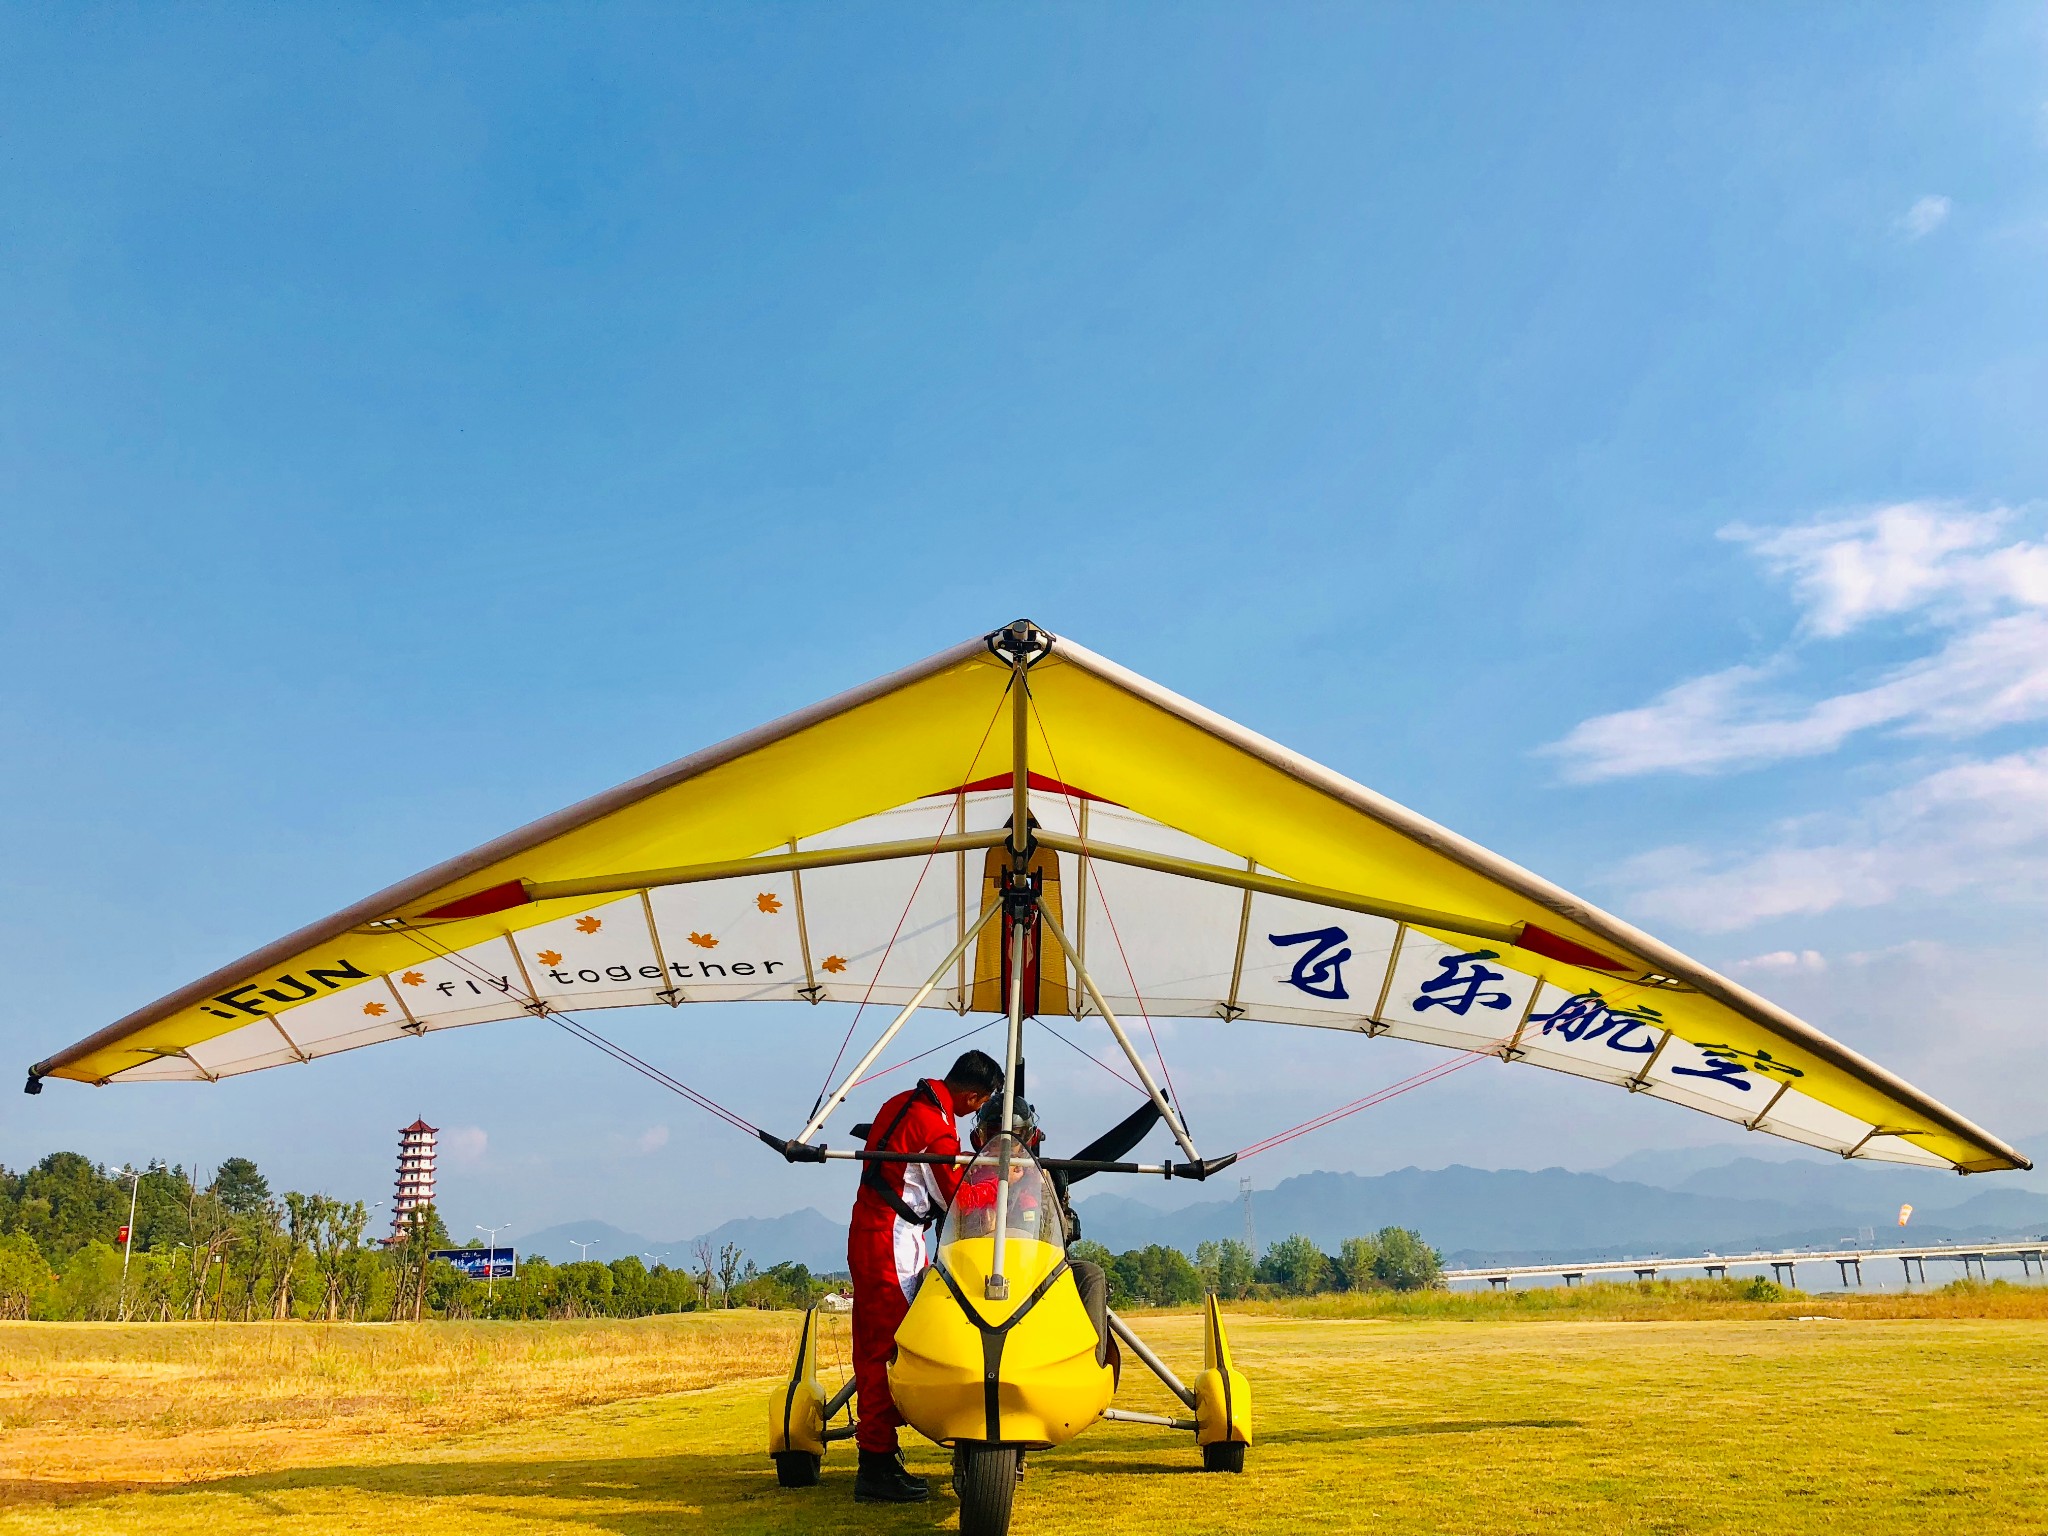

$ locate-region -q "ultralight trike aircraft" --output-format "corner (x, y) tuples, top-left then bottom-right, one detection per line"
(28, 621), (2030, 1536)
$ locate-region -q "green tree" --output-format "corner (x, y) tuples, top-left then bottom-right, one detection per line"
(1334, 1235), (1383, 1291)
(46, 1239), (123, 1320)
(211, 1158), (271, 1218)
(1195, 1239), (1257, 1300)
(736, 1261), (823, 1311)
(13, 1153), (123, 1264)
(1371, 1227), (1443, 1291)
(1258, 1233), (1328, 1295)
(1113, 1245), (1202, 1307)
(556, 1260), (616, 1318)
(0, 1232), (51, 1319)
(1069, 1240), (1128, 1306)
(303, 1196), (372, 1320)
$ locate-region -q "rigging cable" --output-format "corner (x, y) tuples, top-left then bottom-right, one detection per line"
(808, 684), (1011, 1116)
(391, 923), (762, 1137)
(1234, 1041), (1509, 1160)
(852, 1018), (999, 1089)
(1027, 696), (1187, 1116)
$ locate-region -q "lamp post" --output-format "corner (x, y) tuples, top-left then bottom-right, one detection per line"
(113, 1164), (147, 1322)
(569, 1238), (597, 1263)
(475, 1223), (510, 1308)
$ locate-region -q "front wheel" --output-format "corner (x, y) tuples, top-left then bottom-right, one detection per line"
(953, 1443), (1019, 1536)
(1202, 1441), (1246, 1473)
(772, 1450), (821, 1487)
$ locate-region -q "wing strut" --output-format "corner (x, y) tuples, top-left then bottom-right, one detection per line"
(1039, 904), (1205, 1168)
(784, 903), (1003, 1149)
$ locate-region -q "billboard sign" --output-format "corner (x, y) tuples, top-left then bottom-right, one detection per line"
(429, 1247), (516, 1280)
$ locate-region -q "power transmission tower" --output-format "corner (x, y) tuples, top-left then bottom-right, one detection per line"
(1240, 1176), (1255, 1255)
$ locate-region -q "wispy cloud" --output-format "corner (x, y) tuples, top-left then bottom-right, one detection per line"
(445, 1126), (489, 1164)
(635, 1125), (670, 1154)
(1728, 948), (1828, 975)
(1616, 745), (2048, 931)
(1901, 194), (1952, 239)
(1545, 504), (2048, 781)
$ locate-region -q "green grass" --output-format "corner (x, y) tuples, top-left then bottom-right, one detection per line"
(5, 1300), (2047, 1534)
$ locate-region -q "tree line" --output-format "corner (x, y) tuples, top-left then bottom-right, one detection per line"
(0, 1153), (830, 1322)
(2, 1151), (1443, 1321)
(1070, 1228), (1444, 1308)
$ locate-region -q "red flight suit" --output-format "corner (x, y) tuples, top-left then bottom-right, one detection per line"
(848, 1077), (967, 1453)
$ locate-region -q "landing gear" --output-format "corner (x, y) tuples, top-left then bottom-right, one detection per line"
(771, 1450), (821, 1487)
(953, 1443), (1021, 1536)
(1202, 1441), (1246, 1473)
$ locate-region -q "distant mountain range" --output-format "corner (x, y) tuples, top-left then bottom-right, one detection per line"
(521, 1132), (2048, 1273)
(521, 1208), (848, 1272)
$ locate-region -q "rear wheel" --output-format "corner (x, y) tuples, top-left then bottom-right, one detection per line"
(953, 1443), (1019, 1536)
(772, 1450), (821, 1487)
(1202, 1441), (1246, 1474)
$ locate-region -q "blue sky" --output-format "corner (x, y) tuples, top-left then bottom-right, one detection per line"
(5, 4), (2046, 1243)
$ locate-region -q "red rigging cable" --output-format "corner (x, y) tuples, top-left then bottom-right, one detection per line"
(1025, 696), (1187, 1116)
(1235, 1043), (1505, 1160)
(853, 1019), (998, 1089)
(810, 685), (1012, 1114)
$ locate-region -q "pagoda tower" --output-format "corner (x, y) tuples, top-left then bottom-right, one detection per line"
(392, 1119), (438, 1238)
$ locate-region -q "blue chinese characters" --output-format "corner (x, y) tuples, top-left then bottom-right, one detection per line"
(1268, 927), (1353, 1000)
(1411, 950), (1516, 1016)
(1529, 990), (1662, 1054)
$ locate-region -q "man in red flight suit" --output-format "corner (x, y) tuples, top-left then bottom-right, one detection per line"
(847, 1048), (1004, 1503)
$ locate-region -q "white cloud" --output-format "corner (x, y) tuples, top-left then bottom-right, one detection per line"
(445, 1126), (488, 1164)
(1732, 504), (2048, 636)
(1545, 504), (2048, 781)
(1729, 949), (1828, 974)
(1616, 745), (2048, 931)
(635, 1125), (670, 1154)
(1901, 194), (1952, 238)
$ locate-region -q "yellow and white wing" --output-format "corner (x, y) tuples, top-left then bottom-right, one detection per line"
(28, 623), (2028, 1176)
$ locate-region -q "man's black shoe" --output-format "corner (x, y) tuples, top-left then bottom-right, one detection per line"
(854, 1449), (930, 1503)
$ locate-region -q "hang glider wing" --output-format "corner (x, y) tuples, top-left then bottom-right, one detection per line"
(29, 624), (2028, 1176)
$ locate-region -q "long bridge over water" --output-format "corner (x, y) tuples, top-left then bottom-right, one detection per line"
(1447, 1240), (2048, 1290)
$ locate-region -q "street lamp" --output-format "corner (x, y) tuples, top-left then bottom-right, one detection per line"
(569, 1238), (598, 1262)
(476, 1223), (511, 1307)
(113, 1164), (149, 1322)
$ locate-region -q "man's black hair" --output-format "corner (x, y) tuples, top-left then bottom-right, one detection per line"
(944, 1049), (1004, 1098)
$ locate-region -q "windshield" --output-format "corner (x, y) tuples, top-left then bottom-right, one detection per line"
(939, 1132), (1066, 1249)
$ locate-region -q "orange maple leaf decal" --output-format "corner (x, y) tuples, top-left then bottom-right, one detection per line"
(688, 932), (719, 949)
(755, 892), (783, 914)
(362, 1001), (389, 1017)
(400, 970), (425, 987)
(536, 950), (563, 967)
(821, 955), (848, 974)
(574, 915), (603, 934)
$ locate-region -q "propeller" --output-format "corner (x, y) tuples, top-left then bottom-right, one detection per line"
(1059, 1100), (1164, 1183)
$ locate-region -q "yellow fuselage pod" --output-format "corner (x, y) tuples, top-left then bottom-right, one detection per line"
(889, 1235), (1114, 1448)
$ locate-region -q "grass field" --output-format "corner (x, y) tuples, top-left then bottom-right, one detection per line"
(5, 1284), (2047, 1534)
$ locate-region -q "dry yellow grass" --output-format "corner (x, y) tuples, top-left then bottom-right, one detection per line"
(4, 1291), (2046, 1534)
(0, 1313), (826, 1502)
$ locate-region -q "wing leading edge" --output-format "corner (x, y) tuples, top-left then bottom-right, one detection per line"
(28, 624), (2028, 1176)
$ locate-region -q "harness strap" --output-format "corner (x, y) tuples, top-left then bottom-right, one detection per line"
(860, 1079), (946, 1229)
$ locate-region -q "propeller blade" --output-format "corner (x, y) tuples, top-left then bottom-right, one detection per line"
(1061, 1100), (1164, 1183)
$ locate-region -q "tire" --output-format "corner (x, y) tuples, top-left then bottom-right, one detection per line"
(953, 1443), (1020, 1536)
(1201, 1441), (1246, 1474)
(772, 1450), (821, 1487)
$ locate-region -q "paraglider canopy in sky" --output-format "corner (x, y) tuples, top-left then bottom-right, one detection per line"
(27, 621), (2029, 1178)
